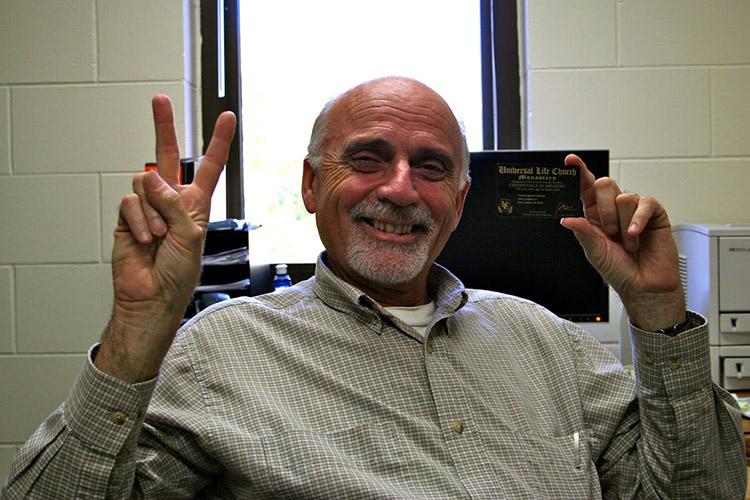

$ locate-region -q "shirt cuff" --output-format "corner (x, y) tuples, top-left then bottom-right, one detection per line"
(64, 343), (158, 456)
(629, 312), (711, 399)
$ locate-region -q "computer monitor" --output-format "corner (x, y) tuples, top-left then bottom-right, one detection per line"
(437, 150), (609, 323)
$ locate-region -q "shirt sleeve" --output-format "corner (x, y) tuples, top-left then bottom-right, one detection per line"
(1, 344), (156, 499)
(3, 329), (228, 499)
(588, 313), (747, 498)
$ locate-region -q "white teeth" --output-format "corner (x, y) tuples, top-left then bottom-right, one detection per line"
(372, 220), (413, 235)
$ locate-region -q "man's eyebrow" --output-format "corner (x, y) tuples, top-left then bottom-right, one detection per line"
(341, 138), (393, 158)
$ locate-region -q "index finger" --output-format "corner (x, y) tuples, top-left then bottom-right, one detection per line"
(192, 111), (237, 194)
(565, 153), (596, 210)
(152, 95), (181, 186)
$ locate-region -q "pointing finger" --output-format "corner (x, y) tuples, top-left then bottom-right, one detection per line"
(565, 154), (596, 211)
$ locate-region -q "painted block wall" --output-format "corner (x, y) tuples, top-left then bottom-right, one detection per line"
(0, 0), (199, 484)
(525, 0), (750, 354)
(2, 0), (749, 485)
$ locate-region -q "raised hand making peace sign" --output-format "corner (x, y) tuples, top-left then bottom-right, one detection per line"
(95, 96), (236, 383)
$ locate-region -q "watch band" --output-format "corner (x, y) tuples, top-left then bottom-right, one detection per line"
(654, 312), (696, 336)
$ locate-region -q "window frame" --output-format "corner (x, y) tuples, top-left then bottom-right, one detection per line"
(201, 0), (243, 218)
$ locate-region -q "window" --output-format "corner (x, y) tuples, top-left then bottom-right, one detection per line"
(241, 1), (484, 263)
(201, 0), (520, 263)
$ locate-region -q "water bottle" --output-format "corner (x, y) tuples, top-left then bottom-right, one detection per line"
(273, 264), (293, 291)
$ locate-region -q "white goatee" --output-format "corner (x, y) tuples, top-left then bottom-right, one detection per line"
(346, 199), (435, 285)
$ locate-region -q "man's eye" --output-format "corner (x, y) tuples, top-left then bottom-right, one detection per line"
(415, 162), (447, 180)
(350, 156), (383, 172)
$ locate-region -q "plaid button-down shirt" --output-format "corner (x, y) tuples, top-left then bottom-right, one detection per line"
(3, 255), (746, 499)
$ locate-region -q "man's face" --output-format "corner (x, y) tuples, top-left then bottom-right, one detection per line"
(302, 78), (469, 304)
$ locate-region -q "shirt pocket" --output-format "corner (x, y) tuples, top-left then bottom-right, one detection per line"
(259, 422), (407, 498)
(491, 428), (598, 498)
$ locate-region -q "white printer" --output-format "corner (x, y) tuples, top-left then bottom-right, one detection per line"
(673, 223), (750, 389)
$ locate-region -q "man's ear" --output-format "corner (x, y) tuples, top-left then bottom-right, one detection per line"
(451, 179), (471, 231)
(301, 159), (317, 213)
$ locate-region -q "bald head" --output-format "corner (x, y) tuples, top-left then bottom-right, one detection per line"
(306, 77), (470, 187)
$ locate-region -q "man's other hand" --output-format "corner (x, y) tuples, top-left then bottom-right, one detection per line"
(560, 154), (685, 332)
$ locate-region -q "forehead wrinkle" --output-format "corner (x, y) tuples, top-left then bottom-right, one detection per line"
(343, 101), (461, 153)
(347, 99), (457, 130)
(333, 77), (458, 124)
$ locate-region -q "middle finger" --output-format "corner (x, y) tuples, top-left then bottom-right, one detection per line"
(593, 177), (622, 235)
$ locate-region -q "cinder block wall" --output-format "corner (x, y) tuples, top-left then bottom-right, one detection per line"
(2, 0), (749, 484)
(525, 0), (750, 352)
(0, 0), (199, 482)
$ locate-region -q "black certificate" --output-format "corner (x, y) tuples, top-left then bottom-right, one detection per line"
(495, 164), (582, 218)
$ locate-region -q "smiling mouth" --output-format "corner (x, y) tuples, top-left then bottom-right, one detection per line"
(363, 218), (421, 235)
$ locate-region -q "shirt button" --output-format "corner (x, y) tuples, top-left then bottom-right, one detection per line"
(668, 357), (681, 370)
(426, 340), (434, 354)
(451, 420), (464, 434)
(111, 411), (127, 425)
(644, 353), (655, 365)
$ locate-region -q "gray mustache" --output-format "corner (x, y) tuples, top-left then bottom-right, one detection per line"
(350, 200), (435, 232)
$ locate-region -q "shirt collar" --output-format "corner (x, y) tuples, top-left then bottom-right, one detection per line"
(312, 252), (468, 334)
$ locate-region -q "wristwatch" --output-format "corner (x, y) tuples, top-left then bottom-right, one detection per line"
(654, 312), (699, 336)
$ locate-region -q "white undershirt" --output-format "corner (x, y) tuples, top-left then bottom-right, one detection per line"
(384, 301), (436, 336)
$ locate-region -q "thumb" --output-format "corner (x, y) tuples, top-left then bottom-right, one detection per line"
(560, 217), (607, 267)
(141, 171), (193, 230)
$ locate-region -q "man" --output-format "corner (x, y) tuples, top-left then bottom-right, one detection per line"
(2, 77), (745, 498)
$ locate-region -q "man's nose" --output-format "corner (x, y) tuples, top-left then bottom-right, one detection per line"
(376, 160), (420, 206)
